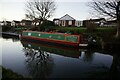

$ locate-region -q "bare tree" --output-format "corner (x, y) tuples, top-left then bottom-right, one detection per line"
(88, 0), (120, 39)
(88, 0), (117, 19)
(25, 0), (56, 30)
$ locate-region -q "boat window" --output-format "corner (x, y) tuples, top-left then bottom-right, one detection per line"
(58, 36), (61, 38)
(49, 35), (52, 38)
(38, 34), (41, 36)
(28, 33), (31, 36)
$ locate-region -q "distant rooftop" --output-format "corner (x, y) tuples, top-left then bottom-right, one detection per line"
(21, 19), (32, 22)
(59, 14), (75, 20)
(84, 18), (105, 22)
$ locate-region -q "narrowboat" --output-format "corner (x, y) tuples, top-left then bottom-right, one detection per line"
(20, 31), (81, 47)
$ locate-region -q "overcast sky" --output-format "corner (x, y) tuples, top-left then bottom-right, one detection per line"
(0, 0), (93, 21)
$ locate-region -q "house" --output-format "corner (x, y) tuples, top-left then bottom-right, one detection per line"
(59, 14), (76, 27)
(42, 20), (55, 27)
(83, 18), (106, 27)
(53, 14), (83, 27)
(11, 20), (21, 27)
(75, 21), (83, 27)
(0, 21), (11, 26)
(0, 21), (4, 26)
(53, 18), (59, 26)
(53, 14), (76, 27)
(32, 18), (43, 26)
(103, 20), (117, 27)
(21, 19), (32, 26)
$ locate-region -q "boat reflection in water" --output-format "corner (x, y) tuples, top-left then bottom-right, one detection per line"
(20, 40), (116, 79)
(21, 40), (81, 79)
(21, 41), (54, 79)
(21, 40), (81, 59)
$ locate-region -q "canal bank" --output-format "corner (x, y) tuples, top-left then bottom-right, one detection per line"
(2, 67), (31, 80)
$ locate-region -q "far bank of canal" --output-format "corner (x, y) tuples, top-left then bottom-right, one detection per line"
(0, 36), (120, 79)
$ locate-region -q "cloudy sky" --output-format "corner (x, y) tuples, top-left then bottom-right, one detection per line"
(0, 0), (92, 21)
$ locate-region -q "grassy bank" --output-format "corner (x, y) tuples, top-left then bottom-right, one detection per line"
(53, 27), (87, 34)
(53, 27), (117, 44)
(0, 66), (2, 80)
(53, 27), (116, 38)
(54, 27), (116, 34)
(2, 67), (31, 80)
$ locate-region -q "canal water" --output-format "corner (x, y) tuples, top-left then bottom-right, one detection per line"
(0, 36), (120, 79)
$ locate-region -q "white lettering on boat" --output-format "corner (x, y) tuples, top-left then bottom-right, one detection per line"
(28, 33), (31, 36)
(49, 35), (52, 38)
(38, 34), (41, 36)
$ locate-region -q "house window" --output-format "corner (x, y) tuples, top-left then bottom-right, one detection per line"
(69, 21), (72, 25)
(78, 22), (79, 26)
(62, 21), (65, 26)
(55, 20), (59, 25)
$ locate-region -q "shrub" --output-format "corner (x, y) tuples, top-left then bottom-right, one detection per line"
(86, 22), (97, 32)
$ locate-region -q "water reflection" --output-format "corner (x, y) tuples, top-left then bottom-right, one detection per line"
(109, 55), (119, 80)
(108, 51), (120, 80)
(22, 43), (54, 79)
(21, 40), (81, 79)
(21, 40), (113, 79)
(2, 36), (119, 79)
(100, 43), (120, 80)
(81, 50), (94, 62)
(21, 41), (80, 59)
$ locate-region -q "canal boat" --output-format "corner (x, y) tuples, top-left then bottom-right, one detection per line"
(20, 31), (81, 47)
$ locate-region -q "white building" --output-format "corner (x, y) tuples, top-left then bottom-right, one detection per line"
(0, 21), (4, 26)
(53, 14), (76, 27)
(0, 21), (11, 26)
(11, 20), (21, 27)
(53, 18), (59, 26)
(53, 14), (83, 27)
(75, 21), (83, 27)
